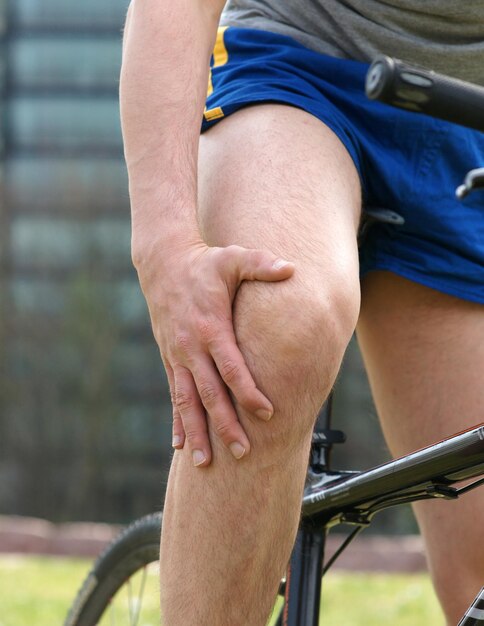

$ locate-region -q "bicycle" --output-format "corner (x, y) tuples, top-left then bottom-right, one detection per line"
(64, 57), (484, 626)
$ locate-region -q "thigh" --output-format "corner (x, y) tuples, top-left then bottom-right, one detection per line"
(357, 270), (484, 622)
(197, 103), (362, 438)
(357, 271), (484, 451)
(198, 103), (361, 302)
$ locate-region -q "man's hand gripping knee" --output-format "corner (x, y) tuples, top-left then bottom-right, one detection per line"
(135, 238), (294, 467)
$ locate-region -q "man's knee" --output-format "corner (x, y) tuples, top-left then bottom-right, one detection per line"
(234, 273), (360, 447)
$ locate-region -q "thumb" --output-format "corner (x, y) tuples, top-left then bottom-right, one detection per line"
(223, 245), (295, 282)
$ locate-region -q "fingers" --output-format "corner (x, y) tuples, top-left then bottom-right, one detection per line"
(174, 360), (251, 466)
(174, 365), (212, 467)
(209, 326), (273, 421)
(220, 245), (295, 283)
(192, 355), (251, 459)
(210, 245), (293, 419)
(155, 243), (295, 470)
(163, 359), (185, 450)
(193, 314), (274, 422)
(172, 407), (185, 449)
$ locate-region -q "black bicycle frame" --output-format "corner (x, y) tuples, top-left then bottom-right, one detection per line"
(281, 395), (337, 626)
(280, 395), (484, 626)
(458, 588), (484, 626)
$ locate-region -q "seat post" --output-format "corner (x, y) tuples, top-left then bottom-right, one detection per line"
(280, 395), (335, 626)
(310, 393), (335, 471)
(282, 522), (326, 626)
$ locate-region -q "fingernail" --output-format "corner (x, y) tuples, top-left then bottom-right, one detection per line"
(256, 408), (273, 421)
(229, 442), (246, 460)
(272, 259), (291, 270)
(172, 435), (182, 448)
(192, 450), (206, 466)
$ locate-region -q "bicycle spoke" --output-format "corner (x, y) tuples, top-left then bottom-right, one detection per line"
(126, 577), (131, 624)
(64, 514), (162, 626)
(127, 577), (135, 626)
(132, 568), (148, 626)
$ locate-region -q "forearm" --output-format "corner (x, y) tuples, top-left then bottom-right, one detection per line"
(120, 1), (294, 465)
(120, 0), (224, 256)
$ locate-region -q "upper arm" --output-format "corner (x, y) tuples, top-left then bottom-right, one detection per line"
(123, 0), (226, 52)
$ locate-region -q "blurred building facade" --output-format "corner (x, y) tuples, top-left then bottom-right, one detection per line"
(0, 0), (417, 533)
(0, 0), (172, 523)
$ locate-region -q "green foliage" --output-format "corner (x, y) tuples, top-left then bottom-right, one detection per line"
(2, 269), (121, 517)
(2, 266), (146, 522)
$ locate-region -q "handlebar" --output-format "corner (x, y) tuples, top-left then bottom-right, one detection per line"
(366, 56), (484, 133)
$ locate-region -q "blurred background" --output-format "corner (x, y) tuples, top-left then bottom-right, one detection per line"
(0, 0), (417, 534)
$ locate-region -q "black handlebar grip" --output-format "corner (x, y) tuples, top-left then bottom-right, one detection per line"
(366, 56), (484, 133)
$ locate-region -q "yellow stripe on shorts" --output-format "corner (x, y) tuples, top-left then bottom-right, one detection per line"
(204, 106), (224, 121)
(206, 26), (229, 99)
(213, 26), (229, 67)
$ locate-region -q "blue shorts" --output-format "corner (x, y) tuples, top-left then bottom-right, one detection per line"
(202, 27), (484, 304)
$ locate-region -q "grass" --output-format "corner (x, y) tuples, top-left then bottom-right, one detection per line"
(0, 555), (444, 626)
(0, 555), (89, 626)
(319, 573), (444, 625)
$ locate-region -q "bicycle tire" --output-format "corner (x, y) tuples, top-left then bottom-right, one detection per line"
(64, 511), (285, 626)
(64, 512), (162, 626)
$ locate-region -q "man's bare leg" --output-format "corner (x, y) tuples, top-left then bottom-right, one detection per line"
(357, 271), (484, 626)
(160, 105), (361, 625)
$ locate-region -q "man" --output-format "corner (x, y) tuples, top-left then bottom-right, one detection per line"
(120, 1), (484, 624)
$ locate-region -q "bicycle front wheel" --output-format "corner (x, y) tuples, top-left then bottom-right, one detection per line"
(64, 513), (161, 626)
(64, 511), (285, 626)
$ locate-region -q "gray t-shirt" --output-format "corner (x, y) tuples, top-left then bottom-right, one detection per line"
(221, 1), (484, 85)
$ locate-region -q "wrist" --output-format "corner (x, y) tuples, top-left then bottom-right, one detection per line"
(131, 223), (204, 271)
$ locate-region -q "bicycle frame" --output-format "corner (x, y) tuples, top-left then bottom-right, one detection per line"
(281, 395), (484, 626)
